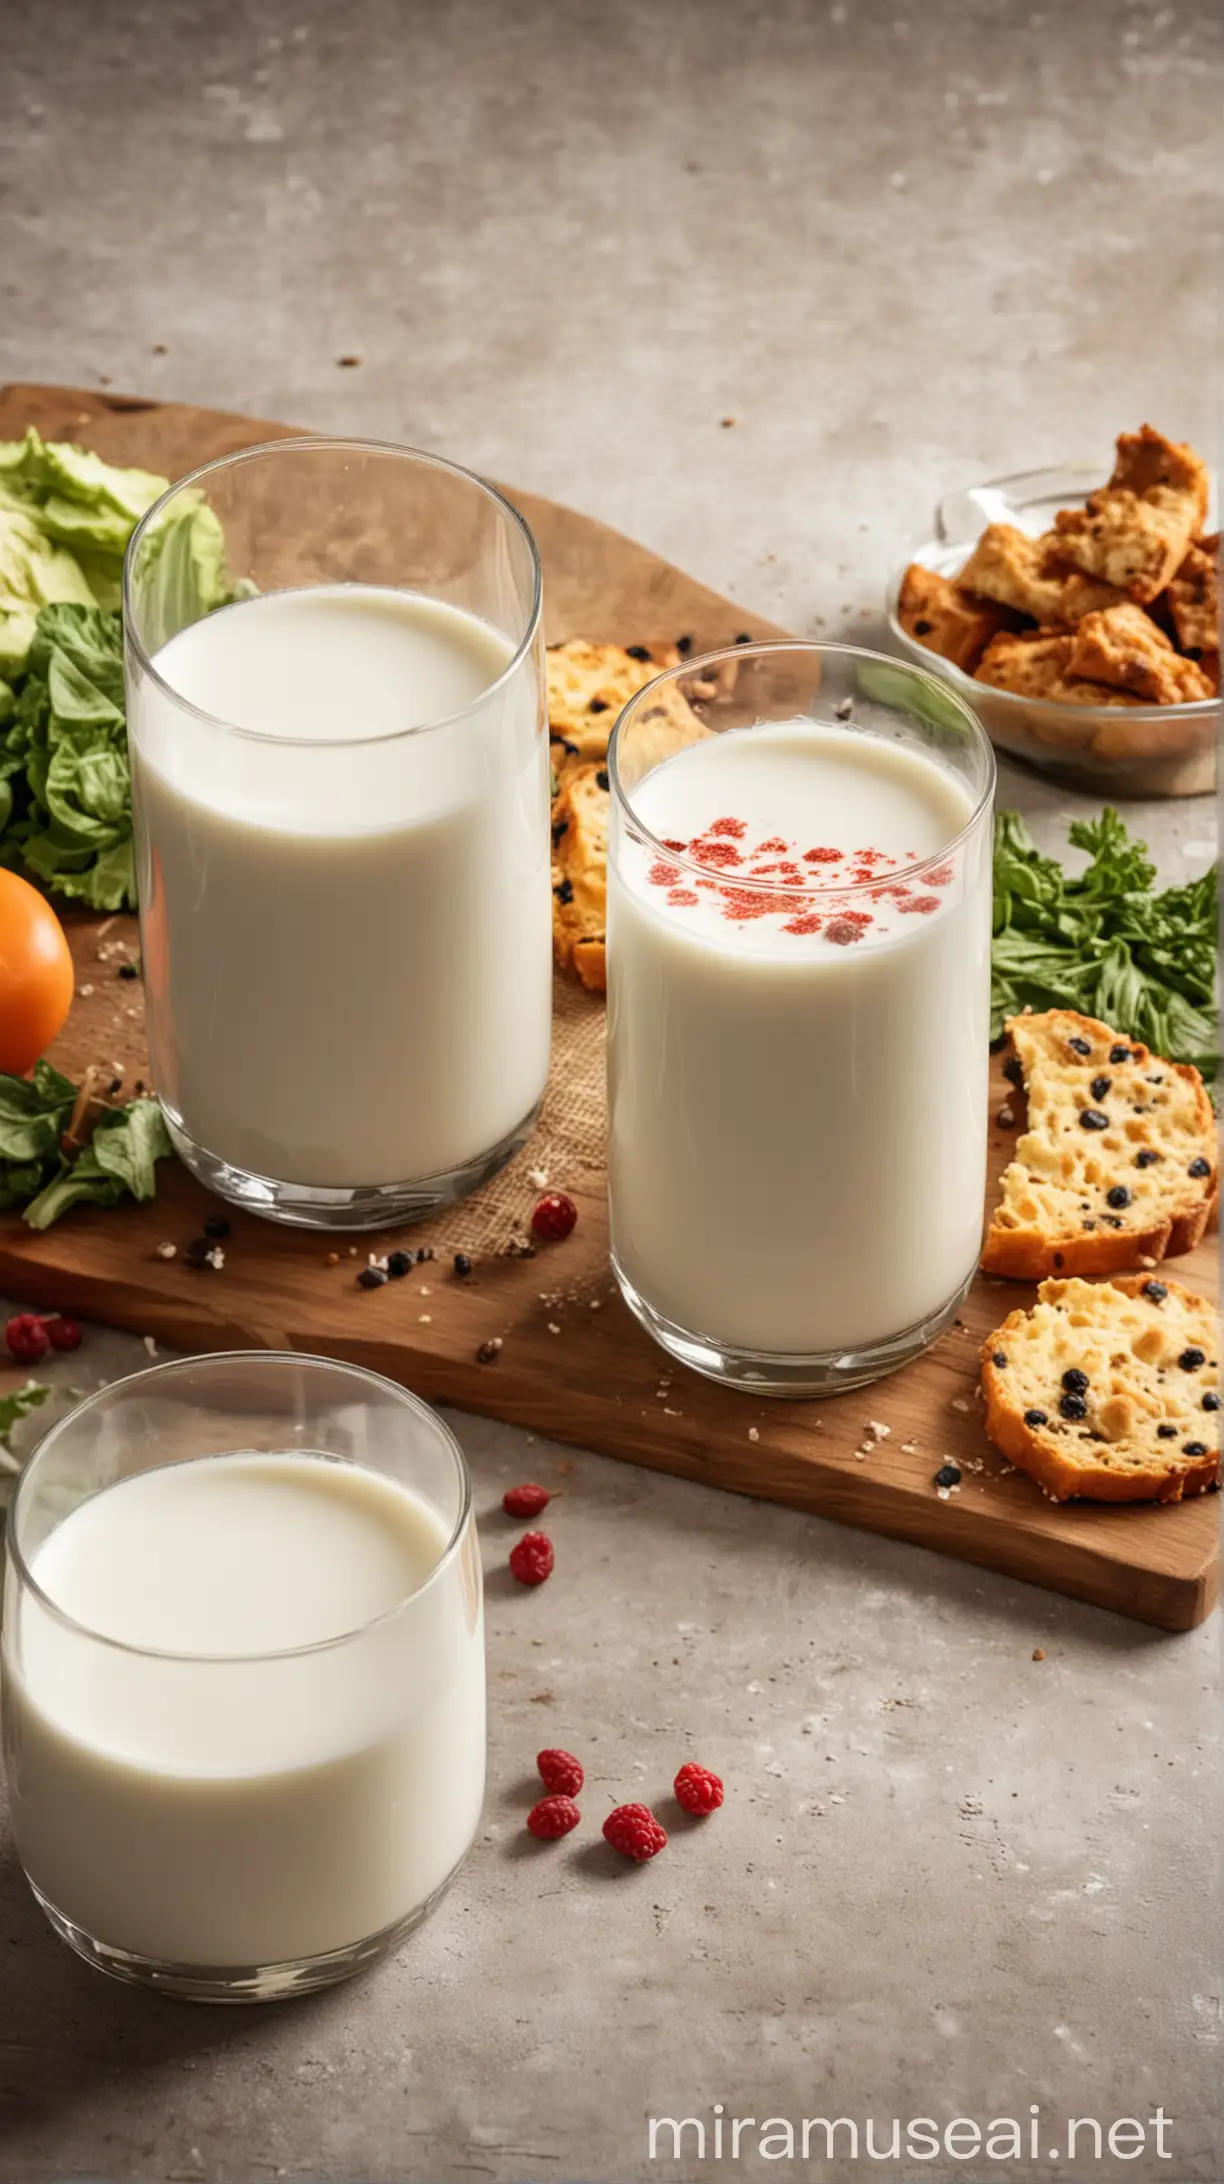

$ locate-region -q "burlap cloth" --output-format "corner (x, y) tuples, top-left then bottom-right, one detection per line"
(418, 976), (606, 1252)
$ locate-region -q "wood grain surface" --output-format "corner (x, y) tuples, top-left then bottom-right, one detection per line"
(0, 382), (1217, 1631)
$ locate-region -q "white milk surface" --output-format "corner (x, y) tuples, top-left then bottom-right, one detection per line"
(3, 1454), (485, 1967)
(607, 721), (991, 1355)
(129, 585), (550, 1187)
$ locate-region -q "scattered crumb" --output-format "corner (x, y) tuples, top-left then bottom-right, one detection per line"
(951, 1395), (972, 1413)
(995, 1103), (1015, 1127)
(900, 1438), (918, 1454)
(547, 1322), (561, 1335)
(155, 1241), (176, 1261)
(337, 354), (362, 367)
(663, 1406), (681, 1417)
(142, 1335), (158, 1357)
(1137, 1253), (1158, 1269)
(1032, 1646), (1046, 1662)
(867, 1419), (891, 1439)
(418, 1314), (432, 1324)
(476, 1337), (503, 1363)
(418, 1284), (431, 1296)
(720, 415), (736, 428)
(326, 1251), (340, 1266)
(528, 1167), (549, 1189)
(748, 1426), (760, 1442)
(77, 983), (94, 998)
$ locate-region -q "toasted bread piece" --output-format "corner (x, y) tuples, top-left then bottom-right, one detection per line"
(981, 1275), (1219, 1503)
(975, 631), (1142, 708)
(1066, 603), (1214, 705)
(1058, 570), (1132, 622)
(1164, 534), (1219, 658)
(1054, 426), (1208, 604)
(551, 763), (609, 991)
(982, 1010), (1217, 1280)
(897, 563), (1015, 671)
(546, 640), (678, 784)
(958, 524), (1068, 623)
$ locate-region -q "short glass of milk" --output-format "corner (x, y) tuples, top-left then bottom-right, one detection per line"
(606, 642), (995, 1396)
(2, 1352), (484, 2001)
(124, 438), (550, 1229)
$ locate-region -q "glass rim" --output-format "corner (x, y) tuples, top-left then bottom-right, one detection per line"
(5, 1348), (474, 1665)
(122, 434), (544, 750)
(606, 638), (996, 899)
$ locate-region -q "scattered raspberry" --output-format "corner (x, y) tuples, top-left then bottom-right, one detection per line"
(509, 1530), (555, 1585)
(689, 838), (742, 868)
(537, 1748), (584, 1796)
(647, 861), (681, 887)
(5, 1314), (49, 1366)
(825, 914), (872, 945)
(674, 1762), (725, 1816)
(667, 888), (699, 908)
(503, 1481), (551, 1518)
(43, 1315), (82, 1353)
(803, 845), (842, 863)
(531, 1191), (577, 1242)
(707, 816), (747, 839)
(756, 836), (789, 855)
(661, 837), (689, 854)
(898, 895), (940, 915)
(527, 1794), (581, 1840)
(783, 913), (823, 936)
(602, 1803), (668, 1861)
(924, 861), (954, 886)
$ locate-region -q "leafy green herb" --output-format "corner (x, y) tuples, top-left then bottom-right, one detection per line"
(0, 1062), (174, 1228)
(1, 604), (134, 907)
(0, 1380), (52, 1449)
(0, 429), (167, 680)
(992, 807), (1218, 1081)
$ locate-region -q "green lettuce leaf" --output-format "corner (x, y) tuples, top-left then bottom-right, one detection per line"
(0, 1380), (51, 1451)
(23, 1099), (173, 1229)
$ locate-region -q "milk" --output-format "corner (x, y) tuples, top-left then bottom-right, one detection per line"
(128, 585), (550, 1191)
(607, 721), (991, 1358)
(2, 1453), (485, 1969)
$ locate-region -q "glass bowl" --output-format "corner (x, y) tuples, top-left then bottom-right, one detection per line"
(886, 464), (1218, 798)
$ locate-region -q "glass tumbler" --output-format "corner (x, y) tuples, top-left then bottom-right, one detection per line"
(124, 437), (550, 1230)
(2, 1352), (484, 2002)
(606, 642), (995, 1396)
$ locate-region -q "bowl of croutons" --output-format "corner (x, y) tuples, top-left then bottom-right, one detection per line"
(887, 426), (1218, 796)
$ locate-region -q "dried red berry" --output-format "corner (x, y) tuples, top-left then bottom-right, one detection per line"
(509, 1530), (555, 1585)
(5, 1313), (49, 1366)
(527, 1794), (581, 1840)
(503, 1481), (551, 1519)
(537, 1748), (584, 1796)
(43, 1315), (82, 1353)
(674, 1762), (725, 1816)
(531, 1191), (577, 1242)
(602, 1803), (668, 1862)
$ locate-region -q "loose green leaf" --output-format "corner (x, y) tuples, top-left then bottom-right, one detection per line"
(22, 1098), (173, 1230)
(0, 1381), (51, 1450)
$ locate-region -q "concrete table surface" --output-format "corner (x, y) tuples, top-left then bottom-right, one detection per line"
(0, 2), (1219, 2180)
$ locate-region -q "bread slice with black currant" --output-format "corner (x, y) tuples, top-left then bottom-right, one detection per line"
(981, 1274), (1219, 1503)
(982, 1008), (1216, 1280)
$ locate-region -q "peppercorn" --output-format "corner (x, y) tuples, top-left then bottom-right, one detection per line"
(357, 1265), (387, 1289)
(386, 1250), (413, 1278)
(453, 1252), (472, 1278)
(934, 1462), (961, 1489)
(203, 1214), (230, 1239)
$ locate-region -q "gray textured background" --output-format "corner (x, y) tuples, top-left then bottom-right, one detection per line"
(1, 2), (1220, 2181)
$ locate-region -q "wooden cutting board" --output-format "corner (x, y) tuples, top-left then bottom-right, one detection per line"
(0, 383), (1217, 1633)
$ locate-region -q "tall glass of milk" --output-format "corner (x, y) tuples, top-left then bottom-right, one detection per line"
(606, 643), (995, 1396)
(124, 438), (550, 1229)
(2, 1352), (484, 2001)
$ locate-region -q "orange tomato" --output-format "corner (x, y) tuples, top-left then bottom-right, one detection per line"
(0, 869), (75, 1075)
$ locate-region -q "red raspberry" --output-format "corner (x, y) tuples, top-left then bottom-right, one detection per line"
(503, 1481), (550, 1519)
(602, 1803), (668, 1862)
(526, 1794), (581, 1841)
(509, 1530), (554, 1585)
(531, 1191), (577, 1242)
(43, 1315), (82, 1353)
(537, 1748), (584, 1796)
(5, 1313), (49, 1366)
(674, 1762), (724, 1816)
